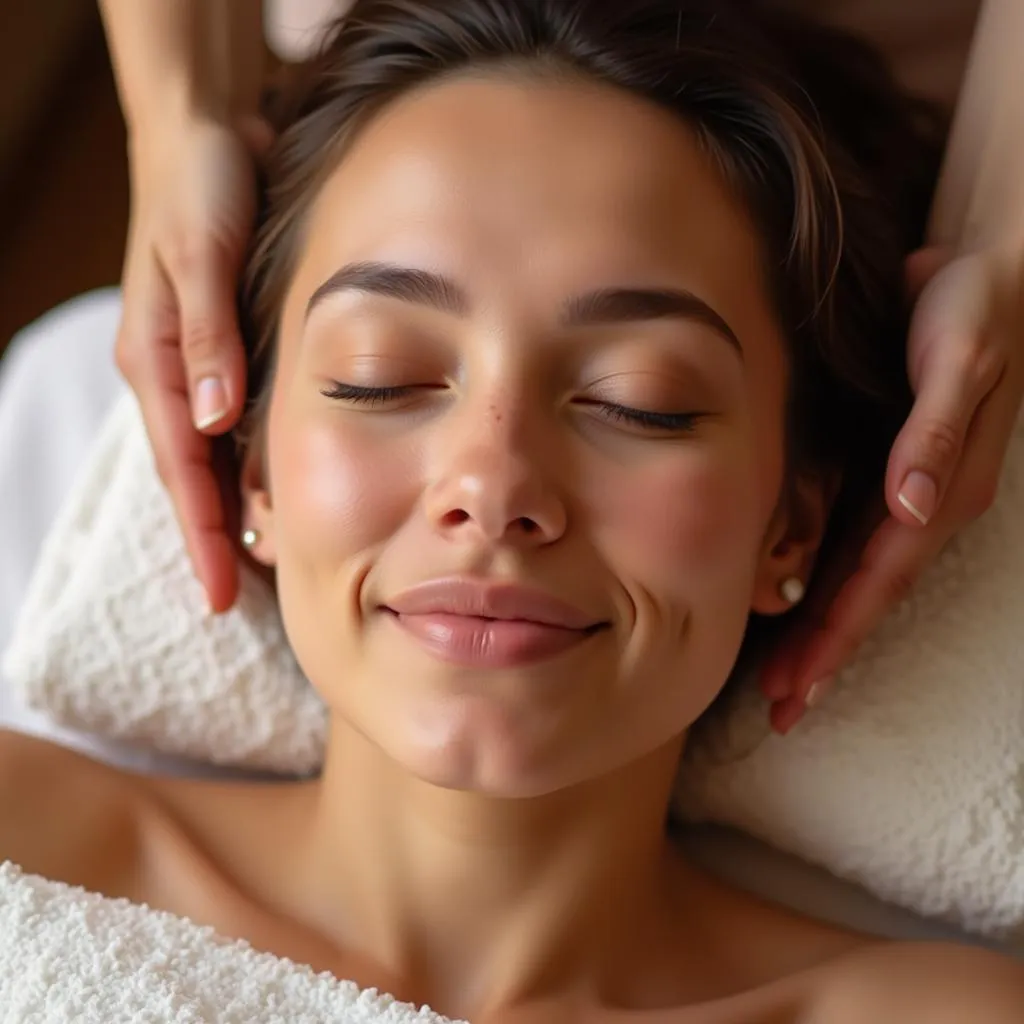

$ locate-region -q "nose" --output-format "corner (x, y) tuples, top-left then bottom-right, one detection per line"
(423, 410), (567, 548)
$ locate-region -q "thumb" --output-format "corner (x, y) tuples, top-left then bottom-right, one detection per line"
(171, 243), (248, 435)
(886, 374), (973, 528)
(888, 256), (996, 526)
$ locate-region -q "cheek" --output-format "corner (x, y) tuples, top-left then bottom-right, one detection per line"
(595, 444), (765, 596)
(267, 408), (418, 566)
(265, 401), (425, 698)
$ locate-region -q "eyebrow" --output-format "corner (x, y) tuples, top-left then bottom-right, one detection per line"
(305, 260), (742, 354)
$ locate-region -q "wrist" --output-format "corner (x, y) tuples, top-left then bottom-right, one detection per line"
(121, 66), (263, 153)
(126, 105), (230, 196)
(121, 70), (218, 144)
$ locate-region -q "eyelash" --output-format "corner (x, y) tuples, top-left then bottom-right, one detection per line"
(591, 403), (700, 433)
(321, 382), (702, 433)
(320, 382), (413, 405)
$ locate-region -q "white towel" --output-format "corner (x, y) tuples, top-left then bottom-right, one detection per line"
(0, 861), (459, 1024)
(3, 393), (327, 776)
(678, 405), (1024, 941)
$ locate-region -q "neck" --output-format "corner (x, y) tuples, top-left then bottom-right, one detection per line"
(288, 725), (685, 1016)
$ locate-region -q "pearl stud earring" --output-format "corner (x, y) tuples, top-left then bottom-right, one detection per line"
(780, 576), (805, 605)
(241, 528), (261, 550)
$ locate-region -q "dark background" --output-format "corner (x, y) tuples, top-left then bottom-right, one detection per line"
(0, 3), (128, 360)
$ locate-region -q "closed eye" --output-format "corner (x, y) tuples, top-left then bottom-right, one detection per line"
(320, 382), (416, 405)
(586, 400), (704, 433)
(321, 383), (703, 433)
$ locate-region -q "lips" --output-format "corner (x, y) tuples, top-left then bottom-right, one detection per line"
(382, 578), (608, 668)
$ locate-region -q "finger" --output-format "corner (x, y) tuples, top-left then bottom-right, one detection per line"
(887, 260), (1002, 528)
(781, 514), (943, 718)
(119, 262), (240, 610)
(785, 363), (1020, 707)
(142, 339), (242, 611)
(758, 640), (802, 701)
(154, 381), (241, 611)
(163, 239), (248, 437)
(886, 369), (976, 528)
(770, 693), (810, 735)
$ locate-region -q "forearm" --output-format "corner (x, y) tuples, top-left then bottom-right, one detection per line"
(928, 0), (1024, 252)
(98, 0), (264, 136)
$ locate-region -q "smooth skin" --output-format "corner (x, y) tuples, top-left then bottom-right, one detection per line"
(5, 72), (1024, 1023)
(97, 0), (1024, 730)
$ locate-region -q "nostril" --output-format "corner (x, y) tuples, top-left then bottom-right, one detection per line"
(440, 508), (471, 528)
(437, 509), (543, 536)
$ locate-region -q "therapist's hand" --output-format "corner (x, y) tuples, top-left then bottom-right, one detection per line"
(115, 114), (270, 612)
(761, 244), (1024, 732)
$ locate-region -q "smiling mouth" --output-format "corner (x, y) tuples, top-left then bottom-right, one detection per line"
(385, 611), (609, 634)
(380, 577), (611, 668)
(382, 608), (610, 668)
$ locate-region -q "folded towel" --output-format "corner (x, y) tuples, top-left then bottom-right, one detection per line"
(678, 405), (1024, 941)
(0, 861), (459, 1023)
(3, 393), (327, 775)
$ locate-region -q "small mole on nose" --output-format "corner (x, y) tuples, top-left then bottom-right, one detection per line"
(489, 403), (502, 423)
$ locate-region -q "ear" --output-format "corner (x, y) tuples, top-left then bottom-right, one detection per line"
(750, 468), (838, 616)
(239, 441), (277, 568)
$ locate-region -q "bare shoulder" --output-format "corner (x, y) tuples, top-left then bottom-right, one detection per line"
(0, 727), (145, 897)
(812, 940), (1024, 1022)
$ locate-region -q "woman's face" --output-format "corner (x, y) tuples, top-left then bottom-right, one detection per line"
(246, 73), (820, 796)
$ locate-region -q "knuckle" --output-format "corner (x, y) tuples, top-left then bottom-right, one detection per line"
(880, 566), (918, 607)
(162, 230), (207, 279)
(915, 417), (963, 470)
(965, 343), (1006, 393)
(180, 319), (226, 365)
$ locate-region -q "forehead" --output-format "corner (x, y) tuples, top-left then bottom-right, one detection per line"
(284, 73), (773, 337)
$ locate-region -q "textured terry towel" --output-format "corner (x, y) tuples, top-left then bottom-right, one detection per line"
(0, 862), (459, 1024)
(3, 393), (328, 776)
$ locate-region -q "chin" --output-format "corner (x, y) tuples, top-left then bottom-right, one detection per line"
(379, 695), (586, 798)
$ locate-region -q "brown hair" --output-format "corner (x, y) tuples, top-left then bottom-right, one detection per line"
(238, 0), (944, 643)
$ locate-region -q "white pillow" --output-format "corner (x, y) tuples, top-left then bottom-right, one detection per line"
(5, 390), (1024, 942)
(679, 405), (1024, 941)
(2, 394), (326, 776)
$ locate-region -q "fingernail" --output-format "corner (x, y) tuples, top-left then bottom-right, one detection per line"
(897, 471), (937, 525)
(193, 376), (228, 430)
(805, 677), (833, 709)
